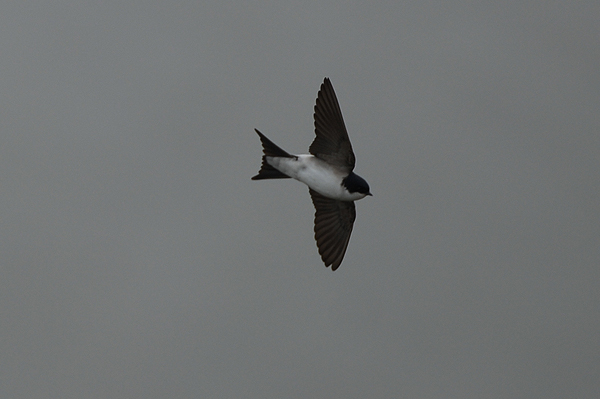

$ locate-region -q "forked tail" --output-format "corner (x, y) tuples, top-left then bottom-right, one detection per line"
(251, 129), (294, 180)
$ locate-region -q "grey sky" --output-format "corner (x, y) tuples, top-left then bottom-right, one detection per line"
(1, 1), (598, 398)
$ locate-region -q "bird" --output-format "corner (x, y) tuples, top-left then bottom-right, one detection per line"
(252, 78), (371, 270)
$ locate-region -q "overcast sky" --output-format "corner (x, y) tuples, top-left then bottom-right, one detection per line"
(1, 1), (598, 398)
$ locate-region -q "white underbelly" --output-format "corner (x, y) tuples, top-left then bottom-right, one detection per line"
(267, 154), (364, 201)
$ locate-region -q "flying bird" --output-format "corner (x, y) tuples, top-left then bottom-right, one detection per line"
(252, 78), (371, 270)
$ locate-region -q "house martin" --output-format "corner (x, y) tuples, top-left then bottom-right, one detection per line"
(252, 78), (371, 270)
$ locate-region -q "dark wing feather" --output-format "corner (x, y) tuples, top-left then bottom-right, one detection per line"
(309, 189), (356, 270)
(309, 78), (355, 172)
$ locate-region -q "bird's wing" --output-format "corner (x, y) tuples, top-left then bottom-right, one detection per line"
(309, 188), (356, 270)
(309, 78), (355, 172)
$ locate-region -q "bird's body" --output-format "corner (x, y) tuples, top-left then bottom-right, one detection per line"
(252, 78), (371, 270)
(266, 154), (367, 202)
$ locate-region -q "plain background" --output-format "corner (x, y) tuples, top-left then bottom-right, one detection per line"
(1, 1), (598, 398)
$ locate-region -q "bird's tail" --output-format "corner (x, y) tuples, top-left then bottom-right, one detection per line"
(251, 129), (293, 180)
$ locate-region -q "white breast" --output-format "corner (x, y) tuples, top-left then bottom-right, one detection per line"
(267, 154), (366, 201)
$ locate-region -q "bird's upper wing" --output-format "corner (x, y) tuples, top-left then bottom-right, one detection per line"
(309, 188), (356, 270)
(309, 78), (355, 172)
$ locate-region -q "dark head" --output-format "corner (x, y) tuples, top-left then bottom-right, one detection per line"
(342, 172), (372, 196)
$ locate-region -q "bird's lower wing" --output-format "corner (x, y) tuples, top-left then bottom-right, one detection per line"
(309, 189), (356, 270)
